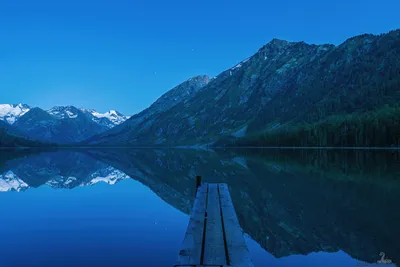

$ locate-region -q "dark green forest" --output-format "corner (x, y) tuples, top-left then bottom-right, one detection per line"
(233, 104), (400, 147)
(0, 129), (53, 147)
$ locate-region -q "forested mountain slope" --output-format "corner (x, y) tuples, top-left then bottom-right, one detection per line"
(86, 29), (400, 147)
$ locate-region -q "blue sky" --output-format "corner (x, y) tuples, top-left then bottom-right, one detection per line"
(0, 0), (399, 115)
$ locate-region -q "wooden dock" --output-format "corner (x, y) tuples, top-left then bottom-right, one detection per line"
(174, 183), (254, 267)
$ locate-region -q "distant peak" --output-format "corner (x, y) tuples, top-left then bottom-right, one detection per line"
(0, 103), (31, 124)
(257, 38), (323, 55)
(0, 103), (31, 109)
(264, 38), (304, 49)
(47, 106), (80, 119)
(108, 110), (121, 117)
(88, 109), (128, 126)
(187, 75), (210, 83)
(50, 105), (68, 111)
(17, 103), (30, 108)
(269, 38), (289, 45)
(29, 107), (47, 113)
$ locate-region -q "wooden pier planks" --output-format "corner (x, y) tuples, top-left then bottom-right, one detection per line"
(219, 184), (254, 267)
(174, 183), (254, 267)
(176, 183), (208, 265)
(203, 184), (227, 265)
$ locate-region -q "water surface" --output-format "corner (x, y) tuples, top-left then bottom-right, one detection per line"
(0, 148), (398, 266)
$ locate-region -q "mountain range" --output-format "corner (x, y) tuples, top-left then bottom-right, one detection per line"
(1, 29), (399, 147)
(0, 104), (129, 145)
(0, 150), (129, 192)
(85, 29), (400, 147)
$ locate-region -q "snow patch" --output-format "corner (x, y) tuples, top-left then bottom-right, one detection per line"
(232, 64), (242, 70)
(88, 168), (129, 185)
(231, 57), (250, 71)
(66, 110), (78, 119)
(0, 171), (29, 192)
(0, 104), (30, 124)
(89, 110), (129, 125)
(64, 177), (77, 185)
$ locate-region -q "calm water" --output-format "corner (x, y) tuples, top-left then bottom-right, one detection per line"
(0, 148), (399, 267)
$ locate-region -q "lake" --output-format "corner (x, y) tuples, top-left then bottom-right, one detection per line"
(0, 148), (399, 267)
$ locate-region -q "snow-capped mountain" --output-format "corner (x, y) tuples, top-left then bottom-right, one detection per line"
(0, 166), (129, 192)
(81, 109), (130, 129)
(0, 104), (31, 124)
(0, 104), (129, 129)
(48, 106), (129, 128)
(44, 166), (129, 189)
(0, 104), (129, 144)
(0, 171), (29, 192)
(48, 106), (81, 119)
(86, 167), (130, 185)
(14, 107), (108, 144)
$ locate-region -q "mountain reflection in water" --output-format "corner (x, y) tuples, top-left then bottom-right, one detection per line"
(0, 148), (399, 267)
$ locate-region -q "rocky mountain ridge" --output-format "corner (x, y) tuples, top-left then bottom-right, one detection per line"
(0, 104), (129, 144)
(84, 29), (400, 147)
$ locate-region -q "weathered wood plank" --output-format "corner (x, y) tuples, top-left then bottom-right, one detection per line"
(203, 184), (227, 265)
(175, 183), (254, 267)
(176, 183), (208, 265)
(219, 184), (254, 267)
